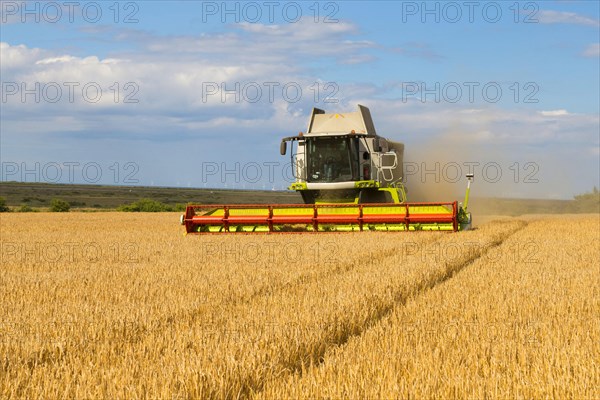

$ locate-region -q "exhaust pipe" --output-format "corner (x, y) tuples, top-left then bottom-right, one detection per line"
(463, 173), (474, 212)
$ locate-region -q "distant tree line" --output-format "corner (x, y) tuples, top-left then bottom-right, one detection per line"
(573, 186), (600, 213)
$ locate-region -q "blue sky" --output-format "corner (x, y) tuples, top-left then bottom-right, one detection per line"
(1, 0), (599, 199)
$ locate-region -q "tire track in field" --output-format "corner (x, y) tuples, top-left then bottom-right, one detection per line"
(242, 233), (444, 304)
(167, 234), (444, 328)
(251, 220), (529, 397)
(131, 222), (527, 399)
(97, 234), (444, 348)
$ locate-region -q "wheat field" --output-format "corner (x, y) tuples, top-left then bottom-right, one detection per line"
(1, 212), (598, 398)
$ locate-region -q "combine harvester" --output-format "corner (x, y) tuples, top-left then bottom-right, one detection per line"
(181, 105), (473, 233)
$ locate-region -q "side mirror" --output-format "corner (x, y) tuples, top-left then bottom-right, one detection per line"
(280, 140), (287, 155)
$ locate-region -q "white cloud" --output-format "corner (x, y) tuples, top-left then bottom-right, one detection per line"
(1, 41), (298, 114)
(135, 18), (374, 66)
(359, 99), (598, 148)
(582, 43), (600, 58)
(3, 38), (597, 148)
(0, 42), (46, 70)
(539, 109), (569, 117)
(1, 16), (382, 122)
(538, 10), (600, 27)
(35, 56), (77, 64)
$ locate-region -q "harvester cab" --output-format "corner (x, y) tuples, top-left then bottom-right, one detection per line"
(181, 105), (473, 233)
(280, 105), (406, 204)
